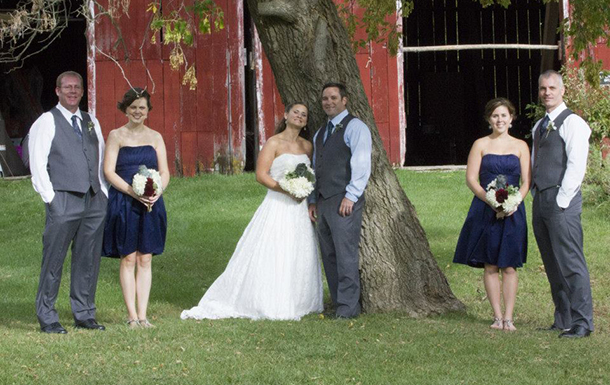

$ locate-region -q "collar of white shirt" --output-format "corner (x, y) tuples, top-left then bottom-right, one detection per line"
(546, 102), (567, 122)
(56, 103), (83, 128)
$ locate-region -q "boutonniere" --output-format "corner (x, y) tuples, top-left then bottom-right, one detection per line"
(87, 121), (95, 134)
(544, 121), (556, 138)
(334, 123), (344, 132)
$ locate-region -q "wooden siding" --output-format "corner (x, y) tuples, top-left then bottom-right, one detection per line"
(90, 0), (245, 176)
(562, 1), (610, 70)
(91, 1), (405, 173)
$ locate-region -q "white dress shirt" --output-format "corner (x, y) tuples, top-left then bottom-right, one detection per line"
(531, 102), (591, 208)
(29, 103), (108, 203)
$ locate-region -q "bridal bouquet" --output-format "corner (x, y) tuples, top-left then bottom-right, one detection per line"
(485, 174), (522, 219)
(279, 163), (316, 199)
(132, 165), (162, 212)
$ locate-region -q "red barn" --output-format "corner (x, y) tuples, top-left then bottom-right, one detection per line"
(1, 0), (609, 176)
(87, 0), (405, 176)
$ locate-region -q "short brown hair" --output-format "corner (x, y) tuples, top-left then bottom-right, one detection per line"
(56, 71), (83, 88)
(484, 98), (516, 121)
(322, 82), (348, 99)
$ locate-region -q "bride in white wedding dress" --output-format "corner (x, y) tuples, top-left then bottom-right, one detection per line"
(181, 103), (323, 321)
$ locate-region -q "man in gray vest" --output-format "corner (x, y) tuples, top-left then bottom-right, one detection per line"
(532, 70), (593, 338)
(29, 71), (108, 333)
(308, 82), (372, 319)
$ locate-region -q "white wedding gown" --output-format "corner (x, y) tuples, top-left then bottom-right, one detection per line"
(181, 153), (323, 320)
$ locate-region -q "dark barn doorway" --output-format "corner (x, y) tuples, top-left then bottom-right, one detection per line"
(243, 1), (259, 172)
(0, 1), (87, 153)
(403, 0), (561, 166)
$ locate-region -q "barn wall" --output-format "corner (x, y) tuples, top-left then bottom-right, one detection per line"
(562, 0), (610, 70)
(590, 41), (610, 69)
(90, 0), (244, 176)
(91, 0), (403, 175)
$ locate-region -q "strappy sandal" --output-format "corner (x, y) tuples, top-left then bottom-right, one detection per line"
(503, 319), (517, 332)
(138, 319), (155, 328)
(127, 319), (140, 329)
(490, 317), (503, 330)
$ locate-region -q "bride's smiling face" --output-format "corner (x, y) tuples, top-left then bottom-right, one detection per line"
(284, 104), (308, 128)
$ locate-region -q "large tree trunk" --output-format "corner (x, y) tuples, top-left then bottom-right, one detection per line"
(247, 0), (464, 316)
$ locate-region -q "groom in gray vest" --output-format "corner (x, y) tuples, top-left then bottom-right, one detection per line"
(308, 83), (372, 319)
(29, 71), (108, 333)
(532, 70), (593, 338)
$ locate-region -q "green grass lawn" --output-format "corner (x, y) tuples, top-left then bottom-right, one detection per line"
(1, 171), (608, 385)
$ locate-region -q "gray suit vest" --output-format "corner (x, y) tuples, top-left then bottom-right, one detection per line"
(48, 107), (101, 194)
(314, 114), (356, 200)
(532, 109), (573, 192)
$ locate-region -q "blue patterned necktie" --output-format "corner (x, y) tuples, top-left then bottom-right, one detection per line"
(71, 115), (83, 141)
(540, 115), (550, 131)
(535, 115), (549, 147)
(533, 115), (550, 172)
(324, 121), (334, 143)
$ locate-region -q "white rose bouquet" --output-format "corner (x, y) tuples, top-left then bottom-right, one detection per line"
(132, 165), (163, 212)
(485, 174), (522, 219)
(278, 163), (315, 200)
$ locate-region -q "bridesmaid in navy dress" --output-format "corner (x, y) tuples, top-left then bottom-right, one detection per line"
(102, 88), (169, 328)
(454, 98), (530, 332)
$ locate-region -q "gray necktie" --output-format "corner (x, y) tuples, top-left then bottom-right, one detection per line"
(71, 115), (83, 141)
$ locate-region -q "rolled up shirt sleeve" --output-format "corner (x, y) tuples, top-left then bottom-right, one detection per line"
(557, 115), (591, 208)
(28, 112), (56, 203)
(344, 119), (372, 202)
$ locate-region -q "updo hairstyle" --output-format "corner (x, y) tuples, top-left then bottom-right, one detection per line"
(117, 88), (153, 113)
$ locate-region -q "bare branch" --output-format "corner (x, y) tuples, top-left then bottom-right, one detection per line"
(138, 12), (157, 93)
(95, 46), (135, 91)
(0, 0), (69, 67)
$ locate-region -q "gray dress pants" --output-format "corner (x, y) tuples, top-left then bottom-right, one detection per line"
(36, 189), (107, 327)
(532, 188), (594, 331)
(317, 194), (364, 318)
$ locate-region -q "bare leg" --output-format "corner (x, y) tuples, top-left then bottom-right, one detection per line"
(501, 267), (518, 331)
(136, 252), (153, 326)
(120, 253), (138, 322)
(484, 264), (503, 329)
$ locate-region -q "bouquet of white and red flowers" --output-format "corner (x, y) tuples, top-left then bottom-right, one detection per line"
(278, 163), (315, 199)
(132, 165), (162, 211)
(485, 174), (522, 219)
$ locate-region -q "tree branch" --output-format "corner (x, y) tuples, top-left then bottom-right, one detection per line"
(258, 1), (298, 23)
(313, 18), (329, 72)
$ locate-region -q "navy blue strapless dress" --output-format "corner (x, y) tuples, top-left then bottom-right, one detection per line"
(103, 145), (167, 258)
(453, 154), (527, 268)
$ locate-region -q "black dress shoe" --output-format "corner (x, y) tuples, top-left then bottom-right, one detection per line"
(559, 325), (592, 339)
(41, 322), (68, 334)
(74, 319), (106, 330)
(537, 324), (570, 332)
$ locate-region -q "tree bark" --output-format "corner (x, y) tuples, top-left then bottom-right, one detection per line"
(247, 0), (464, 316)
